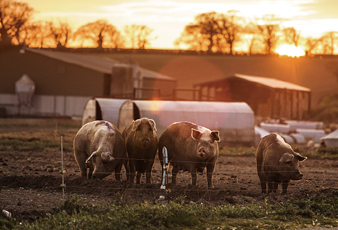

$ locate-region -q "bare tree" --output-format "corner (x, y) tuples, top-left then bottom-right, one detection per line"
(108, 28), (124, 49)
(255, 15), (282, 54)
(176, 12), (219, 53)
(283, 27), (301, 46)
(196, 12), (219, 53)
(321, 31), (338, 55)
(124, 24), (153, 49)
(174, 24), (208, 51)
(0, 0), (34, 47)
(176, 11), (243, 54)
(241, 22), (263, 55)
(48, 19), (72, 48)
(304, 37), (320, 56)
(74, 19), (121, 49)
(216, 10), (243, 55)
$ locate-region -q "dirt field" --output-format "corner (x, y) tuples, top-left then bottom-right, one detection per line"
(1, 120), (338, 222)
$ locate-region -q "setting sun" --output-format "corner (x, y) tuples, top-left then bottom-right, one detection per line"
(275, 44), (305, 57)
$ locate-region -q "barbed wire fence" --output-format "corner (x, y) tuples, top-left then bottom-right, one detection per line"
(57, 137), (338, 205)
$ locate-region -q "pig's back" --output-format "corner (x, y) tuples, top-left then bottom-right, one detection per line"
(257, 133), (294, 166)
(159, 122), (197, 160)
(164, 121), (197, 138)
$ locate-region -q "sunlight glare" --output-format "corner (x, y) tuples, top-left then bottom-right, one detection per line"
(275, 44), (305, 57)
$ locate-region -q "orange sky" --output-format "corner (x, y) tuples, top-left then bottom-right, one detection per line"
(21, 0), (338, 50)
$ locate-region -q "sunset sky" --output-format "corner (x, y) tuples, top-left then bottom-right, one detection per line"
(21, 0), (338, 49)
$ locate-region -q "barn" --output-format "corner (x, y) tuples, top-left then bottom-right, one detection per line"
(194, 73), (311, 120)
(0, 47), (177, 117)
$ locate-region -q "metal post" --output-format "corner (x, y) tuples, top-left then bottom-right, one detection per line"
(60, 135), (66, 201)
(159, 147), (169, 203)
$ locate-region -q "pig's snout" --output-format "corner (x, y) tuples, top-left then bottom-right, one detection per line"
(198, 148), (206, 157)
(142, 138), (150, 144)
(297, 173), (304, 180)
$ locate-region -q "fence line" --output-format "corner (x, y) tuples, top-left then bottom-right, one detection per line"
(59, 138), (338, 202)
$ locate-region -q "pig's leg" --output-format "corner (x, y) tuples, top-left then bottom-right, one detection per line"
(115, 162), (123, 181)
(282, 180), (290, 194)
(260, 182), (267, 194)
(190, 165), (197, 186)
(273, 182), (278, 192)
(87, 162), (94, 179)
(257, 166), (267, 193)
(207, 163), (215, 189)
(129, 160), (136, 183)
(259, 175), (267, 193)
(124, 159), (130, 181)
(145, 159), (154, 184)
(136, 171), (141, 184)
(75, 151), (88, 178)
(172, 164), (179, 185)
(267, 180), (274, 193)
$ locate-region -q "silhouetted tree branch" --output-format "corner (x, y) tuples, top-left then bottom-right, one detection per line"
(74, 19), (123, 49)
(48, 19), (72, 49)
(0, 0), (33, 47)
(255, 15), (282, 54)
(283, 27), (301, 46)
(124, 24), (153, 49)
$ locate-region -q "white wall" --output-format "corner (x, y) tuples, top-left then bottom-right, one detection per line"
(0, 94), (90, 118)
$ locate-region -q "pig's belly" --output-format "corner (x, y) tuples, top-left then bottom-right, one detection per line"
(172, 159), (206, 172)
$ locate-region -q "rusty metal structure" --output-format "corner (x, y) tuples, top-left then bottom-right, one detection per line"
(194, 73), (311, 120)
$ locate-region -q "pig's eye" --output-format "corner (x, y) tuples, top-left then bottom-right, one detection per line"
(149, 127), (152, 132)
(209, 140), (213, 144)
(285, 161), (292, 165)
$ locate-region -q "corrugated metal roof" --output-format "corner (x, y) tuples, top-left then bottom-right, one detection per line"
(234, 73), (311, 92)
(195, 73), (311, 92)
(26, 48), (175, 81)
(321, 129), (338, 140)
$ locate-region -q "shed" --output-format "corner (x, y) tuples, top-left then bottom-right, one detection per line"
(194, 73), (311, 120)
(0, 48), (177, 99)
(320, 129), (338, 148)
(82, 98), (255, 145)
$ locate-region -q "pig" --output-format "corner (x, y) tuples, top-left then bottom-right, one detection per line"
(122, 117), (158, 184)
(159, 121), (220, 188)
(73, 120), (127, 180)
(256, 133), (307, 194)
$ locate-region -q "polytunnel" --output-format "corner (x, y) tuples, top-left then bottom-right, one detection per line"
(82, 98), (132, 131)
(82, 98), (255, 145)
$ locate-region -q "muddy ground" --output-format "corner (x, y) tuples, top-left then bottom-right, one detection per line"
(1, 120), (338, 222)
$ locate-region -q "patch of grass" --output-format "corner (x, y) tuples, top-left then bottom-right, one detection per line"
(292, 145), (338, 159)
(219, 147), (256, 156)
(0, 131), (75, 151)
(12, 194), (338, 230)
(0, 118), (82, 130)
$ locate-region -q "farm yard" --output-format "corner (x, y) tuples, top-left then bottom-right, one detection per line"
(1, 118), (338, 229)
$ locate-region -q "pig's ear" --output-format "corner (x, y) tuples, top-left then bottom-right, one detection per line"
(148, 119), (157, 131)
(295, 152), (307, 162)
(86, 150), (99, 164)
(211, 130), (220, 142)
(131, 119), (141, 131)
(191, 128), (202, 140)
(279, 153), (294, 164)
(101, 152), (115, 162)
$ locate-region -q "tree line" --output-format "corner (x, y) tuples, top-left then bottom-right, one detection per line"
(0, 0), (154, 50)
(176, 11), (338, 55)
(1, 0), (337, 55)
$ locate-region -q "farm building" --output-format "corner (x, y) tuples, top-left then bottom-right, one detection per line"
(194, 73), (311, 120)
(320, 129), (338, 148)
(82, 98), (255, 145)
(0, 47), (177, 117)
